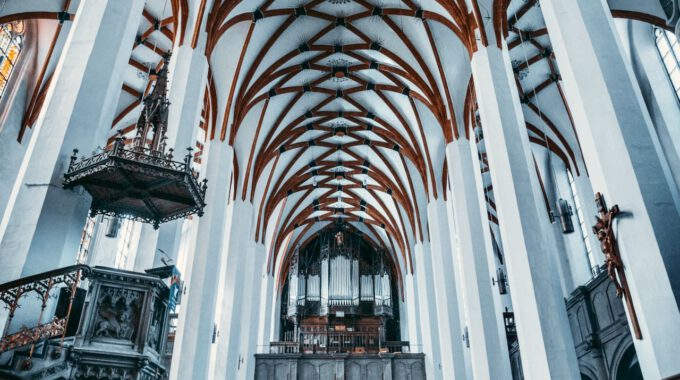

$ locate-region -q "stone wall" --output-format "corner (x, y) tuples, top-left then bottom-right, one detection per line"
(254, 353), (426, 380)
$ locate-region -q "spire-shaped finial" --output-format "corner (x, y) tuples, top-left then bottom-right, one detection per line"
(135, 52), (172, 154)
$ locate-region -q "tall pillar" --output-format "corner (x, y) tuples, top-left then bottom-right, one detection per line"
(540, 1), (680, 377)
(141, 14), (212, 269)
(625, 20), (680, 194)
(469, 2), (581, 376)
(86, 217), (121, 268)
(426, 199), (467, 380)
(169, 142), (234, 380)
(255, 244), (275, 352)
(571, 172), (604, 271)
(133, 224), (160, 271)
(0, 0), (144, 282)
(412, 241), (443, 379)
(241, 243), (268, 380)
(402, 272), (421, 349)
(446, 139), (512, 379)
(211, 200), (256, 379)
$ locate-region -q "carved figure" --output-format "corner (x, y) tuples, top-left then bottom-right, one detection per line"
(591, 192), (641, 339)
(93, 288), (140, 340)
(94, 308), (134, 340)
(592, 198), (622, 297)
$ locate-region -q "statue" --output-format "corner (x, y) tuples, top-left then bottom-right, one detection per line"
(592, 192), (642, 339)
(592, 194), (622, 297)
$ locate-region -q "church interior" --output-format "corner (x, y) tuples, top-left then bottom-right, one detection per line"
(0, 0), (679, 379)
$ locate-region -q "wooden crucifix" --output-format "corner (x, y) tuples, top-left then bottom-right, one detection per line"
(592, 192), (642, 339)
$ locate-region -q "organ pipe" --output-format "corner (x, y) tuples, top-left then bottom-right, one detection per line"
(286, 225), (394, 317)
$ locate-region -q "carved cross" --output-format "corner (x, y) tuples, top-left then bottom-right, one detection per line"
(592, 192), (642, 339)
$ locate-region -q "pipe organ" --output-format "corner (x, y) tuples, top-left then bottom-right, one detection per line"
(281, 225), (400, 354)
(287, 228), (393, 317)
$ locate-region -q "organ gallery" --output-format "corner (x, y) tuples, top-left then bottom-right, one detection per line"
(281, 224), (401, 353)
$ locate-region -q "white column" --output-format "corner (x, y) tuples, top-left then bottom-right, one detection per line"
(0, 0), (144, 282)
(412, 241), (444, 379)
(540, 1), (680, 378)
(241, 243), (268, 380)
(144, 26), (212, 269)
(571, 172), (604, 269)
(469, 11), (580, 377)
(402, 272), (421, 349)
(86, 217), (120, 268)
(255, 244), (275, 352)
(535, 150), (576, 296)
(0, 20), (71, 225)
(169, 142), (234, 380)
(211, 200), (256, 379)
(624, 19), (680, 195)
(133, 224), (160, 271)
(446, 139), (512, 379)
(427, 199), (468, 380)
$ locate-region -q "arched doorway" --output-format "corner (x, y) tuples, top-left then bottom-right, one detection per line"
(279, 223), (402, 354)
(615, 345), (643, 380)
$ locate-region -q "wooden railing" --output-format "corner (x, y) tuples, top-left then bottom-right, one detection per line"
(0, 265), (89, 365)
(266, 336), (410, 355)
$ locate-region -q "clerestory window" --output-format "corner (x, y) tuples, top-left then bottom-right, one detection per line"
(654, 27), (680, 101)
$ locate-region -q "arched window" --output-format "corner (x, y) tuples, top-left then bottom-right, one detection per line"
(0, 21), (24, 98)
(567, 169), (597, 276)
(655, 27), (680, 101)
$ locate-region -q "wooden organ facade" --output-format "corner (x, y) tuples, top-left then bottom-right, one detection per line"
(280, 225), (402, 354)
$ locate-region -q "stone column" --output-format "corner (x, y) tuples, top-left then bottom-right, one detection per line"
(469, 2), (581, 376)
(211, 200), (256, 379)
(426, 199), (467, 380)
(0, 0), (144, 282)
(625, 20), (680, 194)
(139, 11), (212, 270)
(169, 141), (234, 380)
(402, 272), (421, 349)
(412, 241), (444, 379)
(255, 243), (275, 352)
(86, 217), (120, 268)
(0, 18), (72, 225)
(540, 1), (680, 378)
(239, 243), (269, 380)
(446, 139), (512, 379)
(133, 223), (160, 271)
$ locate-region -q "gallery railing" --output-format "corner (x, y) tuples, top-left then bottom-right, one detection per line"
(263, 336), (411, 354)
(0, 265), (89, 367)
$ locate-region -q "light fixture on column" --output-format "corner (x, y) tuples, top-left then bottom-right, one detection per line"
(63, 54), (208, 229)
(492, 267), (508, 295)
(552, 198), (575, 234)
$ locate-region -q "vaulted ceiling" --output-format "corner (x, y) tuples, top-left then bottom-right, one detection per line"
(2, 0), (673, 280)
(206, 0), (479, 277)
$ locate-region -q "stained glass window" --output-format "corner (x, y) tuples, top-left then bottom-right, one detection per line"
(0, 21), (24, 98)
(654, 27), (680, 101)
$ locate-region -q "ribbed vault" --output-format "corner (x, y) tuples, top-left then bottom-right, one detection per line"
(207, 0), (476, 278)
(3, 0), (670, 284)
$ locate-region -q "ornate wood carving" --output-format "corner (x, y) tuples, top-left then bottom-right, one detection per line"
(592, 192), (642, 339)
(92, 287), (142, 341)
(0, 317), (66, 352)
(0, 264), (88, 360)
(62, 56), (208, 229)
